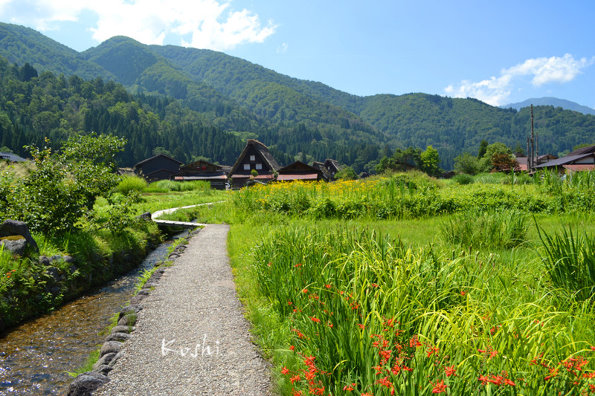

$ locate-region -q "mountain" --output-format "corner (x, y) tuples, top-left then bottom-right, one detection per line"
(0, 22), (593, 171)
(504, 97), (595, 116)
(0, 22), (114, 80)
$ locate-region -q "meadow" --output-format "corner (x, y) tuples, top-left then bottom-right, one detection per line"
(175, 171), (595, 395)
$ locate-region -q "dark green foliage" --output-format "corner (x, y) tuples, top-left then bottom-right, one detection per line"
(0, 56), (245, 166)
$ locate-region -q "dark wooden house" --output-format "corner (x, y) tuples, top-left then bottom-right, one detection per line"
(174, 159), (229, 189)
(228, 139), (280, 188)
(277, 161), (323, 182)
(134, 154), (182, 182)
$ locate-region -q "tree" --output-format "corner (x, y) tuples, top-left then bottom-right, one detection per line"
(479, 142), (517, 172)
(454, 152), (480, 175)
(420, 145), (440, 176)
(478, 140), (488, 159)
(335, 166), (358, 180)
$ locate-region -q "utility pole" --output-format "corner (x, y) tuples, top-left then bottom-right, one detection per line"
(528, 105), (536, 172)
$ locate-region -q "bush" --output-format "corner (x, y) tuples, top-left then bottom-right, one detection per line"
(453, 173), (474, 185)
(115, 175), (148, 195)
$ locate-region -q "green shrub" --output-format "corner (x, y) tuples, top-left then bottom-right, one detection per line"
(115, 175), (147, 195)
(453, 173), (474, 185)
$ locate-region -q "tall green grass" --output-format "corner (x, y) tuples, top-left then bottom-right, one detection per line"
(537, 224), (595, 301)
(440, 210), (528, 249)
(241, 223), (594, 395)
(144, 179), (212, 193)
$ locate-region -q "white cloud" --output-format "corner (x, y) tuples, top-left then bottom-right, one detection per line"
(445, 54), (593, 106)
(0, 0), (276, 50)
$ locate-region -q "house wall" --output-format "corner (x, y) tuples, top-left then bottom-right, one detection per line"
(575, 155), (595, 164)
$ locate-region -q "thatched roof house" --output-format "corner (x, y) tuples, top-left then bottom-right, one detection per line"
(228, 140), (280, 188)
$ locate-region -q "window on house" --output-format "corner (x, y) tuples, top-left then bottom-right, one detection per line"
(243, 164), (250, 170)
(250, 155), (256, 161)
(255, 163), (262, 170)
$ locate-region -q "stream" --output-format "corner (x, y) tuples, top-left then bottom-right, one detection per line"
(0, 233), (187, 395)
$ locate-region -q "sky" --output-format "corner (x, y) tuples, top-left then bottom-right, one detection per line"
(1, 0), (594, 108)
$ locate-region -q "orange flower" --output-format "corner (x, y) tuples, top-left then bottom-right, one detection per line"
(545, 367), (558, 381)
(310, 316), (320, 323)
(357, 323), (365, 330)
(281, 367), (289, 375)
(426, 346), (439, 357)
(409, 335), (421, 348)
(325, 284), (331, 289)
(289, 345), (295, 352)
(445, 365), (456, 377)
(343, 383), (355, 391)
(290, 375), (301, 384)
(376, 376), (392, 388)
(431, 379), (447, 393)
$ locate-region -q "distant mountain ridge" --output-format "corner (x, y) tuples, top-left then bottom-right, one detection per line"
(504, 97), (595, 116)
(0, 21), (593, 170)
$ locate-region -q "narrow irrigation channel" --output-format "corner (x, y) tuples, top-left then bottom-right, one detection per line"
(0, 232), (189, 395)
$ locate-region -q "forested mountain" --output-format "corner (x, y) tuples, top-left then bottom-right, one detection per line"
(0, 22), (593, 171)
(0, 56), (245, 166)
(0, 22), (114, 80)
(504, 97), (595, 116)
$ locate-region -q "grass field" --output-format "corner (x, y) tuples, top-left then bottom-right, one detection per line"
(211, 172), (595, 395)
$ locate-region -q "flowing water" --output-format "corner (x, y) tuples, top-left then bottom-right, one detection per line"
(0, 234), (185, 395)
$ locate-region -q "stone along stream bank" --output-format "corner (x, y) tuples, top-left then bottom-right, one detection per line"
(0, 231), (191, 395)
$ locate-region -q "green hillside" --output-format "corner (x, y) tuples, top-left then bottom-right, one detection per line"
(0, 22), (114, 80)
(0, 22), (593, 171)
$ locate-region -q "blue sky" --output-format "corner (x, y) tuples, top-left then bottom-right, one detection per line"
(1, 0), (594, 108)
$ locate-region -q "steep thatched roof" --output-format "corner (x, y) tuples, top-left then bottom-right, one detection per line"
(229, 139), (280, 175)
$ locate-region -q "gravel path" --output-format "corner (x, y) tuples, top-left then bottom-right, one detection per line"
(95, 224), (272, 395)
